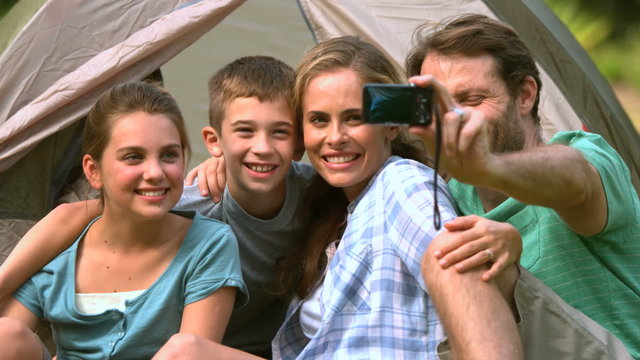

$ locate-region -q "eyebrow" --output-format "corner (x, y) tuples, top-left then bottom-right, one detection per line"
(305, 108), (361, 117)
(230, 119), (294, 128)
(452, 87), (489, 99)
(343, 108), (361, 115)
(116, 143), (182, 153)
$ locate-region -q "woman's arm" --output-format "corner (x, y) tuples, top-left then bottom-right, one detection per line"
(432, 215), (522, 281)
(0, 200), (101, 302)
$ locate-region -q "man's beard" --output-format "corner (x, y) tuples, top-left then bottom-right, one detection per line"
(489, 99), (526, 154)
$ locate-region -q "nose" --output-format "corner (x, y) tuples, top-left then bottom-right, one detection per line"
(326, 121), (347, 147)
(251, 133), (274, 156)
(143, 158), (164, 182)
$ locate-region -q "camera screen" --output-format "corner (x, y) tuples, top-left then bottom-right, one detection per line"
(363, 84), (432, 125)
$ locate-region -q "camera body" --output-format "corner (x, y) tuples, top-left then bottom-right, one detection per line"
(363, 83), (433, 126)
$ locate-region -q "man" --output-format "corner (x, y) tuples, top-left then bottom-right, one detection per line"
(409, 14), (640, 359)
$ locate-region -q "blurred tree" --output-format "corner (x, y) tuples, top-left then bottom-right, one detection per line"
(546, 0), (640, 86)
(545, 0), (640, 50)
(0, 0), (19, 19)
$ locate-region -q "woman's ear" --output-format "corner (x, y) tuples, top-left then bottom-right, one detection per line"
(83, 154), (103, 190)
(202, 126), (223, 157)
(386, 126), (401, 142)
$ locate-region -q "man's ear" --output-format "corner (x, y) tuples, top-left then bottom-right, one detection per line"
(83, 154), (103, 190)
(202, 126), (223, 157)
(517, 76), (538, 116)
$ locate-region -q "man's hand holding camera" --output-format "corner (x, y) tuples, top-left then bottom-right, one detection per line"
(408, 75), (497, 187)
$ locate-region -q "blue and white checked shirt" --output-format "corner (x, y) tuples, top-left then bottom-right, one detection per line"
(272, 156), (457, 359)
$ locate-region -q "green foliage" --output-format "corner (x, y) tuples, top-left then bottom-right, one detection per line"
(545, 0), (640, 91)
(592, 41), (640, 89)
(546, 0), (612, 51)
(0, 0), (19, 19)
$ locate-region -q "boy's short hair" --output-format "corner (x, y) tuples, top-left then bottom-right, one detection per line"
(208, 56), (295, 132)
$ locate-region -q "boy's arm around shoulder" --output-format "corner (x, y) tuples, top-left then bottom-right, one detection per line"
(0, 200), (100, 302)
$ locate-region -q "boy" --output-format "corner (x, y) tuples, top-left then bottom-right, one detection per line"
(173, 56), (315, 356)
(0, 56), (315, 357)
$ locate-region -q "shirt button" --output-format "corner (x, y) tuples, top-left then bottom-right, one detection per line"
(109, 342), (114, 346)
(119, 332), (124, 336)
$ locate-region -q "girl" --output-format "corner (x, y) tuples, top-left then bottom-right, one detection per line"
(0, 81), (247, 359)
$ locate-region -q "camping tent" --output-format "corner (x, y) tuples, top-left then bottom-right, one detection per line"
(1, 0), (639, 261)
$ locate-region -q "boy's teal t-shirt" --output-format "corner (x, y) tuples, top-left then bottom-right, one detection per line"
(448, 131), (640, 358)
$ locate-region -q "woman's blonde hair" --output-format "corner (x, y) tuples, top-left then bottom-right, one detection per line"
(278, 36), (431, 299)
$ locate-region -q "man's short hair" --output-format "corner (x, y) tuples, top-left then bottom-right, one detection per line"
(405, 14), (542, 123)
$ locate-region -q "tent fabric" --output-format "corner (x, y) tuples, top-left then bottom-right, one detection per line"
(298, 0), (640, 192)
(0, 0), (637, 231)
(0, 0), (245, 173)
(0, 218), (36, 264)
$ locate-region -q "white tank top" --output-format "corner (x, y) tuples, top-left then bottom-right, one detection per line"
(75, 290), (145, 315)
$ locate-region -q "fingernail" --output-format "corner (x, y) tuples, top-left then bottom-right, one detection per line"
(439, 259), (447, 267)
(434, 250), (442, 258)
(213, 196), (220, 203)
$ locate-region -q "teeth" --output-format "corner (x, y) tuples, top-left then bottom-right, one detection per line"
(250, 165), (275, 173)
(326, 155), (356, 164)
(139, 190), (165, 196)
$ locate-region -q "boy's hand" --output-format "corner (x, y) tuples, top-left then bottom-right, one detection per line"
(432, 216), (522, 281)
(185, 155), (226, 203)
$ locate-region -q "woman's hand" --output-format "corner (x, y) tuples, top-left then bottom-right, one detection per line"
(432, 215), (522, 281)
(185, 155), (226, 203)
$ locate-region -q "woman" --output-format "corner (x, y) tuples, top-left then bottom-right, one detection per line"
(271, 35), (475, 359)
(0, 81), (247, 359)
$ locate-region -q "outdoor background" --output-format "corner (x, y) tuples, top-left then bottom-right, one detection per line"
(544, 0), (640, 132)
(1, 0), (638, 164)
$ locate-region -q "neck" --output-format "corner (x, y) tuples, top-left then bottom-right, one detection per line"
(229, 183), (287, 220)
(93, 209), (180, 251)
(522, 116), (544, 150)
(476, 186), (509, 212)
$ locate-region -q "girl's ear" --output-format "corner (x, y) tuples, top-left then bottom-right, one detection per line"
(83, 154), (103, 190)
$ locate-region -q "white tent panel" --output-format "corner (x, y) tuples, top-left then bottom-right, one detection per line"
(0, 0), (245, 172)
